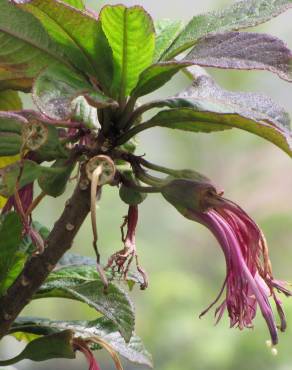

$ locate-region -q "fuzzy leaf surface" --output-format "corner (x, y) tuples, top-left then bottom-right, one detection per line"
(184, 32), (292, 81)
(35, 265), (135, 342)
(33, 64), (115, 120)
(154, 19), (184, 62)
(139, 75), (292, 156)
(163, 0), (292, 59)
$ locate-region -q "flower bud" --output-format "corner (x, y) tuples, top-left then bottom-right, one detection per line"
(161, 178), (219, 214)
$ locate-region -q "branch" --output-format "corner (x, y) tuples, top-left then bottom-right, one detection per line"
(0, 178), (92, 339)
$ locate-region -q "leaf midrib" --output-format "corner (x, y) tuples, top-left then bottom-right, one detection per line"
(119, 7), (129, 103)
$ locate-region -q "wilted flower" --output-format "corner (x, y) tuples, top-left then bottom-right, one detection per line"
(162, 177), (292, 345)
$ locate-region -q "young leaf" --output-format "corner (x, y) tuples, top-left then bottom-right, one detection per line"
(14, 0), (113, 90)
(131, 62), (191, 99)
(0, 0), (65, 91)
(154, 19), (184, 62)
(0, 330), (75, 365)
(100, 5), (155, 101)
(35, 265), (135, 342)
(184, 32), (292, 82)
(162, 0), (292, 59)
(33, 64), (116, 120)
(122, 76), (292, 156)
(11, 317), (153, 368)
(0, 212), (22, 295)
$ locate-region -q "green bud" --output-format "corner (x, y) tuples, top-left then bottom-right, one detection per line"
(161, 178), (218, 214)
(38, 159), (76, 197)
(119, 170), (147, 205)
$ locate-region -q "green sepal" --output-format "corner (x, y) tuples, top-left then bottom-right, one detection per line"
(38, 159), (76, 197)
(119, 171), (147, 205)
(161, 177), (217, 214)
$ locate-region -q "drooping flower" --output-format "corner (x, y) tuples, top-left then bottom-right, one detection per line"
(162, 177), (292, 345)
(73, 339), (102, 370)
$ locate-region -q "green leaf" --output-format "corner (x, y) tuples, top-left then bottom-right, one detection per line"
(127, 74), (292, 156)
(0, 212), (22, 295)
(62, 0), (84, 9)
(0, 330), (75, 365)
(183, 32), (292, 82)
(1, 221), (50, 294)
(33, 64), (116, 120)
(0, 111), (26, 134)
(162, 0), (292, 59)
(154, 19), (184, 62)
(131, 61), (191, 98)
(11, 317), (153, 368)
(14, 0), (113, 90)
(0, 159), (64, 197)
(38, 159), (76, 197)
(0, 0), (65, 91)
(35, 265), (135, 342)
(0, 133), (22, 156)
(0, 90), (22, 110)
(33, 123), (68, 162)
(57, 252), (145, 290)
(100, 5), (155, 100)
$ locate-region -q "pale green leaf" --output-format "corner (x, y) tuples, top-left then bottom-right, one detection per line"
(100, 5), (155, 100)
(154, 19), (184, 62)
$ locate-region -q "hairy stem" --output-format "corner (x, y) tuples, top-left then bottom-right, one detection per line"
(0, 179), (91, 339)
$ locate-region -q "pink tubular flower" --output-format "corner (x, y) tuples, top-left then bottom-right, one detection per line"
(74, 340), (101, 370)
(162, 178), (292, 345)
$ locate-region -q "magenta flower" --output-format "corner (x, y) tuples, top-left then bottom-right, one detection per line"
(162, 178), (292, 345)
(2, 183), (33, 214)
(74, 340), (101, 370)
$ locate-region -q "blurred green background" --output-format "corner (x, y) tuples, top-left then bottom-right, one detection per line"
(1, 0), (292, 369)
